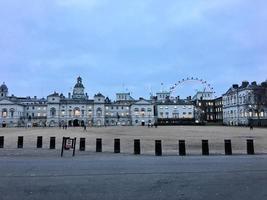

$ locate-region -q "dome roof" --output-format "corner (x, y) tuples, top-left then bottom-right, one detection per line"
(94, 92), (104, 98)
(0, 82), (8, 92)
(74, 77), (84, 88)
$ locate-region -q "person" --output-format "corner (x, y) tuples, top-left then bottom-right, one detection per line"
(83, 125), (87, 131)
(250, 123), (253, 130)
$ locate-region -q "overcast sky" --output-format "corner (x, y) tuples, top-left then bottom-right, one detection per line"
(1, 0), (267, 100)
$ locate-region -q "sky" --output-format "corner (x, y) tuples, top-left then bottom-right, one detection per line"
(0, 0), (267, 100)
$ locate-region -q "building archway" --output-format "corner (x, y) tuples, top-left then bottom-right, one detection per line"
(73, 119), (80, 127)
(81, 120), (85, 127)
(68, 120), (73, 127)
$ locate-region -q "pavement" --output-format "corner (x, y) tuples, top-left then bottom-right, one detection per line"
(1, 153), (267, 200)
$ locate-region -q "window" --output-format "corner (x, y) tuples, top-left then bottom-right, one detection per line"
(96, 108), (102, 117)
(74, 108), (80, 117)
(50, 108), (56, 117)
(2, 108), (7, 118)
(10, 109), (15, 118)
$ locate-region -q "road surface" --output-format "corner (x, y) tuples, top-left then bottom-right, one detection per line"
(0, 153), (267, 200)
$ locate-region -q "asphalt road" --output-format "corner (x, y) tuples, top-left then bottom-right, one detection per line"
(0, 154), (267, 200)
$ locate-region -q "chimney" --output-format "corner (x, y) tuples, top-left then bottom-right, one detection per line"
(232, 84), (239, 89)
(68, 92), (71, 99)
(242, 81), (249, 88)
(251, 81), (257, 86)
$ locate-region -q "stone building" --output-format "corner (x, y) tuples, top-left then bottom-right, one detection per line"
(222, 81), (267, 126)
(0, 77), (156, 127)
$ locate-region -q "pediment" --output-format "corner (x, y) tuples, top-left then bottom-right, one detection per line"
(0, 99), (15, 105)
(133, 99), (151, 105)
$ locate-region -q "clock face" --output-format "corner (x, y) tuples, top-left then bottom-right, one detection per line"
(74, 88), (84, 94)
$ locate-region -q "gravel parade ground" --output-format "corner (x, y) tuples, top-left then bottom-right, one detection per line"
(0, 126), (266, 156)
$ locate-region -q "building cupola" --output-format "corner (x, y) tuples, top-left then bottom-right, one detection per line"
(72, 77), (85, 99)
(0, 82), (8, 97)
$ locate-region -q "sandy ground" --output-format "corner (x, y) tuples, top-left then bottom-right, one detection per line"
(0, 126), (266, 155)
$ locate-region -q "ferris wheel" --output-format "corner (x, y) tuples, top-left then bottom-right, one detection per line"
(169, 77), (215, 95)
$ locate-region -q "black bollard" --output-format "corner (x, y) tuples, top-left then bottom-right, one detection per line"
(114, 139), (120, 153)
(96, 138), (102, 152)
(247, 139), (254, 155)
(80, 138), (86, 151)
(50, 137), (56, 149)
(37, 136), (42, 148)
(155, 140), (162, 156)
(202, 140), (209, 155)
(134, 139), (141, 155)
(224, 140), (232, 155)
(0, 136), (4, 148)
(17, 136), (23, 148)
(179, 140), (186, 156)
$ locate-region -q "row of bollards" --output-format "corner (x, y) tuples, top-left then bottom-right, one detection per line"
(0, 136), (256, 155)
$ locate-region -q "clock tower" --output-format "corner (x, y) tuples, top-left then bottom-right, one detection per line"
(72, 77), (85, 99)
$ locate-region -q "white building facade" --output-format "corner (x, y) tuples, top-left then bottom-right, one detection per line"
(223, 81), (267, 126)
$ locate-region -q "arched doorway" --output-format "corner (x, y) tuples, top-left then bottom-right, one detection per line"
(73, 119), (80, 127)
(68, 120), (73, 127)
(141, 120), (145, 126)
(81, 120), (85, 127)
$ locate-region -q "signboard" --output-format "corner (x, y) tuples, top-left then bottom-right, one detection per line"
(65, 138), (73, 150)
(61, 137), (76, 157)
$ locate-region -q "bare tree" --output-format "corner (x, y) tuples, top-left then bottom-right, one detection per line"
(250, 82), (267, 126)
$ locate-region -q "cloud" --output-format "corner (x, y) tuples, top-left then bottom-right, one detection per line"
(0, 0), (267, 99)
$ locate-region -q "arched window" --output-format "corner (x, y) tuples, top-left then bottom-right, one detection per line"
(2, 108), (7, 118)
(96, 108), (102, 117)
(9, 108), (15, 118)
(260, 109), (264, 118)
(73, 107), (80, 117)
(50, 108), (56, 117)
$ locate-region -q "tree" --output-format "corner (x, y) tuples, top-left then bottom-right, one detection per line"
(250, 83), (267, 126)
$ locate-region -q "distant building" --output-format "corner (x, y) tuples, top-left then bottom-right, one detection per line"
(0, 77), (155, 127)
(222, 81), (267, 126)
(192, 91), (214, 101)
(131, 98), (155, 126)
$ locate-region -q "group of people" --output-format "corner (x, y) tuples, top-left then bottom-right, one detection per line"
(147, 123), (158, 128)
